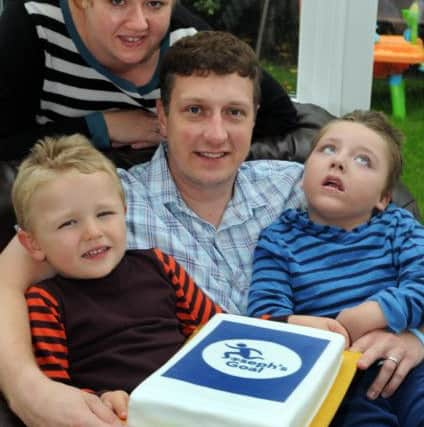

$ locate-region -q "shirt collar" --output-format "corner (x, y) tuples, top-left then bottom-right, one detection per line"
(147, 144), (269, 217)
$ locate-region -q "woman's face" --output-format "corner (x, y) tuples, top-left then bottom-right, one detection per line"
(79, 0), (173, 74)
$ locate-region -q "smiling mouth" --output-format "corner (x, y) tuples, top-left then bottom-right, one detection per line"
(119, 35), (145, 46)
(196, 151), (227, 159)
(322, 176), (345, 192)
(82, 246), (109, 259)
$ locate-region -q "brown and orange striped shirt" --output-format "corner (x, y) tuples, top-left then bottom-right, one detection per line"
(26, 249), (223, 393)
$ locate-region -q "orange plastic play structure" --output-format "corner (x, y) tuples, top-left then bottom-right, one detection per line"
(373, 35), (424, 118)
(374, 35), (424, 76)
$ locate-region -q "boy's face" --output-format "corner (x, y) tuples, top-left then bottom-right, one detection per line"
(21, 170), (127, 279)
(302, 121), (391, 230)
(157, 72), (256, 197)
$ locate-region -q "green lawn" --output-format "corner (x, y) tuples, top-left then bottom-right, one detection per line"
(263, 62), (424, 217)
(371, 75), (424, 218)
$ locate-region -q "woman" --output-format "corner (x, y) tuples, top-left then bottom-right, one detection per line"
(0, 0), (298, 164)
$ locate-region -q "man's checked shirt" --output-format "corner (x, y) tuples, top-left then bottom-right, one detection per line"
(118, 144), (305, 314)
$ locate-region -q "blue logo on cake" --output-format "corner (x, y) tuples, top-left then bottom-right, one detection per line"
(202, 339), (301, 379)
(163, 320), (330, 402)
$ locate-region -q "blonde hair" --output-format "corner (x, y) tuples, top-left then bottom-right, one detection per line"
(310, 110), (403, 195)
(12, 134), (124, 231)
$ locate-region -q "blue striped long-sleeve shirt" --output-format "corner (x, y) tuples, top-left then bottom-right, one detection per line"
(248, 204), (424, 333)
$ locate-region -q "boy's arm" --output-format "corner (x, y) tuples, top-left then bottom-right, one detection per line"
(0, 237), (120, 427)
(25, 285), (71, 384)
(248, 239), (350, 344)
(362, 215), (424, 334)
(247, 240), (295, 319)
(153, 249), (223, 336)
(336, 301), (387, 343)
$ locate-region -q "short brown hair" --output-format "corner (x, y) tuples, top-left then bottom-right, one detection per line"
(159, 31), (262, 111)
(310, 110), (403, 195)
(12, 134), (125, 231)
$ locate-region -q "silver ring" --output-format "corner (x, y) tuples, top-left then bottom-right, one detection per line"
(386, 356), (400, 366)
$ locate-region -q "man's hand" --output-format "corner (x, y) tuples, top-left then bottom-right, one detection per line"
(351, 329), (424, 400)
(288, 314), (350, 347)
(101, 390), (129, 423)
(8, 372), (122, 427)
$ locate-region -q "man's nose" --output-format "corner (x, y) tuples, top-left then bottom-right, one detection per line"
(203, 113), (228, 144)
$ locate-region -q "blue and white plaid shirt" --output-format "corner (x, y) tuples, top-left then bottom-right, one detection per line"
(119, 144), (305, 314)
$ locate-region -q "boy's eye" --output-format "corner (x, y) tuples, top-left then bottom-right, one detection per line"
(111, 0), (125, 6)
(58, 219), (76, 229)
(354, 154), (371, 167)
(321, 145), (336, 155)
(98, 211), (115, 218)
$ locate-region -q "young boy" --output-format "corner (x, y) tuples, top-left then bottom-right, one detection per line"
(248, 110), (424, 426)
(12, 134), (222, 423)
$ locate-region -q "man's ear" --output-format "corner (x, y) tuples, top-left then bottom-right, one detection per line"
(17, 229), (46, 262)
(375, 191), (391, 212)
(156, 99), (168, 139)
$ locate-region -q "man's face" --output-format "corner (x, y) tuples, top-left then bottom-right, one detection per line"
(157, 72), (256, 197)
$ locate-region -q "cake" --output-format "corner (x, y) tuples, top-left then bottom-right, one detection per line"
(128, 313), (346, 427)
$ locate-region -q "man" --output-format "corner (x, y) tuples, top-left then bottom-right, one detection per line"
(0, 31), (422, 427)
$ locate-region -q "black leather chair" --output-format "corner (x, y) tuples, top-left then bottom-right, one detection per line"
(0, 101), (420, 426)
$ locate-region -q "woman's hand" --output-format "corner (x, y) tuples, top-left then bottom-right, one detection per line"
(351, 329), (424, 399)
(104, 109), (161, 150)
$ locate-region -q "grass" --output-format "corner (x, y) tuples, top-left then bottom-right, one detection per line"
(263, 62), (424, 217)
(371, 73), (424, 218)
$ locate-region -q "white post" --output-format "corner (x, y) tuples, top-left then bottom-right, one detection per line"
(296, 0), (378, 116)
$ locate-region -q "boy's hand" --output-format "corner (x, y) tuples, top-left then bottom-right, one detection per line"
(288, 314), (350, 347)
(100, 390), (129, 424)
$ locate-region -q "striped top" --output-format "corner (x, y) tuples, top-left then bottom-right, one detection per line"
(248, 204), (424, 333)
(26, 249), (222, 393)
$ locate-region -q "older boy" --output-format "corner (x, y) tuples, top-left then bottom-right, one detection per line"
(13, 134), (222, 423)
(248, 110), (424, 426)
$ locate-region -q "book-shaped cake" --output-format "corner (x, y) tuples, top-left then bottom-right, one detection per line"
(128, 313), (348, 427)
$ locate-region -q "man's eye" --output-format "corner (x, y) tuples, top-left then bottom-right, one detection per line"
(354, 154), (371, 167)
(58, 219), (76, 229)
(187, 106), (202, 115)
(227, 108), (244, 118)
(321, 145), (336, 155)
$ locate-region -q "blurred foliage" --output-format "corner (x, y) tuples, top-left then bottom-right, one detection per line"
(190, 0), (221, 15)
